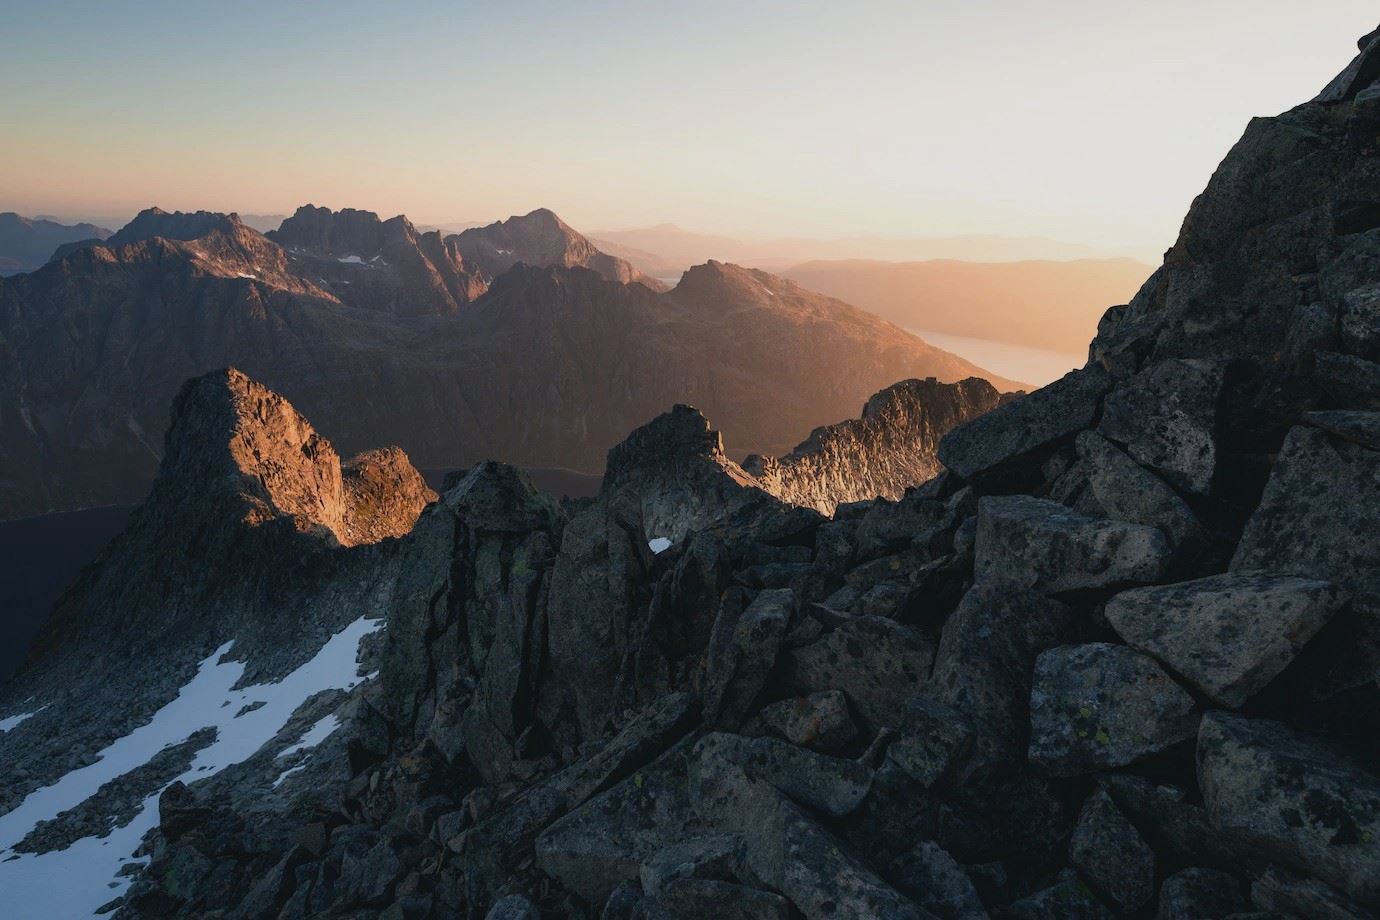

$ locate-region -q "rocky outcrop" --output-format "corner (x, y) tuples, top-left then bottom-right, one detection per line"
(602, 378), (1009, 546)
(744, 376), (1007, 514)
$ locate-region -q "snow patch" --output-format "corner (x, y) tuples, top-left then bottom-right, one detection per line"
(0, 706), (44, 733)
(0, 616), (382, 919)
(337, 255), (365, 264)
(276, 713), (340, 761)
(648, 537), (672, 554)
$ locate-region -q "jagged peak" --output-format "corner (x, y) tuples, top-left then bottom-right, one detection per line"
(162, 367), (431, 547)
(108, 207), (247, 247)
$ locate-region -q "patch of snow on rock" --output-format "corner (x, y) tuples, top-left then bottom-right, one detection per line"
(648, 537), (673, 554)
(0, 616), (382, 919)
(337, 255), (365, 264)
(0, 706), (44, 733)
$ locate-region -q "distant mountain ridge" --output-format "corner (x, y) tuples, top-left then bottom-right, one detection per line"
(0, 207), (1019, 521)
(0, 212), (112, 275)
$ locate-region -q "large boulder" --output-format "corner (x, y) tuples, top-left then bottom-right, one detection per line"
(535, 734), (704, 906)
(1105, 573), (1347, 708)
(974, 496), (1171, 594)
(937, 365), (1111, 486)
(689, 734), (932, 920)
(702, 589), (795, 730)
(928, 581), (1080, 777)
(1028, 643), (1200, 776)
(1074, 431), (1202, 549)
(1197, 712), (1380, 907)
(1098, 359), (1224, 496)
(1067, 787), (1155, 914)
(1232, 424), (1380, 586)
(782, 616), (935, 734)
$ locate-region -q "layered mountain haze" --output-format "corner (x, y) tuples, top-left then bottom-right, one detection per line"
(0, 206), (1018, 521)
(0, 212), (112, 275)
(781, 257), (1154, 356)
(590, 224), (1128, 275)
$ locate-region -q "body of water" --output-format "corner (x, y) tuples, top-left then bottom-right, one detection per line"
(910, 328), (1084, 388)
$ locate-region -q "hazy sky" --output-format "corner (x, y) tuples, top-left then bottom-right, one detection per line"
(1, 1), (1375, 258)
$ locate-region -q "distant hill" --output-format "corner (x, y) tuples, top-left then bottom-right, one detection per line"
(782, 258), (1153, 355)
(0, 213), (112, 275)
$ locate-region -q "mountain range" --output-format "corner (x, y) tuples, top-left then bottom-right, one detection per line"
(0, 204), (1019, 521)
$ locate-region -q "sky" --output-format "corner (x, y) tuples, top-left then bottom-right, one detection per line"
(1, 1), (1376, 259)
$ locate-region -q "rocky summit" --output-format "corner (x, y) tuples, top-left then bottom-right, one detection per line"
(3, 22), (1380, 920)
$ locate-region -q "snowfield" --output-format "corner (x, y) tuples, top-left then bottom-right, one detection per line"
(0, 616), (382, 919)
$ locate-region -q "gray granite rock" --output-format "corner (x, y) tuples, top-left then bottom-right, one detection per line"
(1028, 643), (1199, 776)
(1106, 573), (1346, 707)
(1068, 787), (1154, 913)
(757, 690), (858, 754)
(975, 496), (1171, 594)
(1197, 712), (1380, 907)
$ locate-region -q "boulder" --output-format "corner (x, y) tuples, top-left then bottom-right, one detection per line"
(886, 841), (988, 920)
(783, 616), (935, 733)
(1314, 350), (1380, 409)
(1105, 573), (1346, 707)
(535, 734), (704, 906)
(1251, 866), (1379, 920)
(1067, 788), (1154, 913)
(639, 834), (743, 897)
(1303, 409), (1380, 451)
(1028, 643), (1199, 776)
(738, 736), (874, 818)
(689, 734), (931, 920)
(1099, 359), (1224, 495)
(1002, 871), (1115, 920)
(974, 496), (1171, 594)
(928, 581), (1080, 777)
(702, 588), (795, 730)
(484, 893), (540, 920)
(1075, 431), (1202, 547)
(757, 690), (858, 754)
(650, 878), (793, 919)
(1197, 712), (1380, 907)
(937, 365), (1111, 484)
(884, 695), (974, 789)
(1155, 868), (1248, 920)
(1231, 425), (1380, 587)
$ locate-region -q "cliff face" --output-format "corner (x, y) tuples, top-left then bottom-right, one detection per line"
(745, 376), (1006, 513)
(269, 205), (488, 315)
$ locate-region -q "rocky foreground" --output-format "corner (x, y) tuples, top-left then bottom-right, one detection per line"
(4, 21), (1380, 920)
